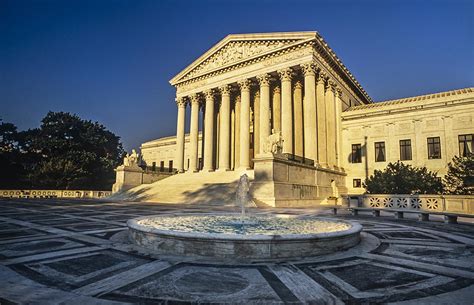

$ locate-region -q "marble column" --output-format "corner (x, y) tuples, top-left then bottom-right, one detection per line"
(188, 94), (200, 172)
(325, 80), (337, 168)
(203, 89), (215, 171)
(234, 95), (241, 169)
(239, 80), (251, 169)
(218, 85), (231, 170)
(253, 90), (260, 155)
(257, 73), (271, 153)
(301, 63), (317, 163)
(293, 80), (304, 157)
(278, 68), (293, 154)
(175, 97), (187, 173)
(272, 86), (281, 133)
(335, 88), (343, 169)
(316, 71), (327, 166)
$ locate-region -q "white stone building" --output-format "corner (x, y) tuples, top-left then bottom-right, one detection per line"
(124, 31), (473, 206)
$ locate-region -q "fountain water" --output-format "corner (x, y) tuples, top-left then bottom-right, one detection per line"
(127, 173), (362, 260)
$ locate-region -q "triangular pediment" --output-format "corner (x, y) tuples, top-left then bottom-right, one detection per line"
(170, 32), (317, 85)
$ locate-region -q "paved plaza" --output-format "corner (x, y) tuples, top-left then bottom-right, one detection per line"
(0, 199), (474, 304)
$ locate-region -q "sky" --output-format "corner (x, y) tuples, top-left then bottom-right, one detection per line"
(1, 0), (473, 151)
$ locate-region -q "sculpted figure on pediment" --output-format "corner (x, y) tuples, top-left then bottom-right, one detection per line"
(185, 40), (296, 79)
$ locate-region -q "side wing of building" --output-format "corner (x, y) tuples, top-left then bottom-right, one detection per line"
(342, 88), (474, 194)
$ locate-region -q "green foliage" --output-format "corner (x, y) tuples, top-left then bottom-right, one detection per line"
(443, 154), (474, 195)
(364, 161), (443, 195)
(0, 112), (124, 190)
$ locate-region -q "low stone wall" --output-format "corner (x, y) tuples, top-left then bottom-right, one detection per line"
(0, 189), (111, 199)
(251, 154), (346, 207)
(351, 194), (474, 215)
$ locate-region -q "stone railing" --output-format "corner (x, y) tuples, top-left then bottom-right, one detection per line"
(348, 194), (474, 216)
(0, 189), (111, 199)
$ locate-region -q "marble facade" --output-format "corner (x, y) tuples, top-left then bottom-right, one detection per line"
(134, 31), (474, 206)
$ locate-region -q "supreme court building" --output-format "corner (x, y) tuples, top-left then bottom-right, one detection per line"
(134, 31), (474, 206)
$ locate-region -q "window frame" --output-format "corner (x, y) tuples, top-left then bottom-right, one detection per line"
(427, 137), (441, 159)
(351, 144), (362, 163)
(374, 141), (386, 162)
(399, 139), (412, 161)
(458, 134), (473, 157)
(353, 179), (362, 188)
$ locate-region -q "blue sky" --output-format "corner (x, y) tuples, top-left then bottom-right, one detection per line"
(1, 0), (473, 150)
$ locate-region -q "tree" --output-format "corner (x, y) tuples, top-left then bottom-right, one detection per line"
(443, 154), (474, 195)
(364, 161), (443, 194)
(0, 112), (125, 190)
(0, 121), (25, 188)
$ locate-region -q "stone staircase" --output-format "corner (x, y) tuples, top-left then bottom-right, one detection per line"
(111, 169), (254, 205)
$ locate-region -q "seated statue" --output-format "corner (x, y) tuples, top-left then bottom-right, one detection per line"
(263, 130), (284, 155)
(123, 149), (140, 167)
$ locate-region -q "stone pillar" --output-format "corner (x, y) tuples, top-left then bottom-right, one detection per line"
(234, 95), (241, 169)
(257, 73), (271, 153)
(254, 90), (260, 155)
(325, 80), (337, 168)
(188, 94), (200, 172)
(301, 63), (317, 163)
(218, 85), (231, 171)
(335, 88), (343, 169)
(293, 80), (304, 157)
(272, 86), (281, 133)
(316, 71), (327, 166)
(278, 68), (293, 155)
(203, 89), (215, 171)
(175, 97), (187, 173)
(239, 80), (251, 169)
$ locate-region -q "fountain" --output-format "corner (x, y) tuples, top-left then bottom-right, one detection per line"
(127, 174), (362, 260)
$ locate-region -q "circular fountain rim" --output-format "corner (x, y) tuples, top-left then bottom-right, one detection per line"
(127, 213), (363, 241)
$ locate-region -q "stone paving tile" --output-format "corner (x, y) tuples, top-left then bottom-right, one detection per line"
(0, 198), (474, 304)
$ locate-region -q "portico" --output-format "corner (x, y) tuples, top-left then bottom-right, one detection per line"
(172, 33), (369, 174)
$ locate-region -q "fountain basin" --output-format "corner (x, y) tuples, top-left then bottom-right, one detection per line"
(127, 214), (362, 260)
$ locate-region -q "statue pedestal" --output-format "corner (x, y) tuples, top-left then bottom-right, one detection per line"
(112, 165), (144, 193)
(251, 154), (347, 207)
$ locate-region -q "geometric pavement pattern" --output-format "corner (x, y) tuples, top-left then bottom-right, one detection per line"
(1, 199), (474, 304)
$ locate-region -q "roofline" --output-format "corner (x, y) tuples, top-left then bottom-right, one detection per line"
(344, 87), (474, 112)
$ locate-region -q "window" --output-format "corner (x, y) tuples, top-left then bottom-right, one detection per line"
(152, 162), (156, 171)
(400, 139), (412, 161)
(160, 161), (164, 172)
(459, 134), (473, 157)
(353, 179), (362, 188)
(351, 144), (362, 163)
(168, 160), (173, 172)
(427, 137), (441, 159)
(374, 142), (386, 162)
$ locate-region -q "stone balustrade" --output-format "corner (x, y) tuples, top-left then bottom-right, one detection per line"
(348, 194), (474, 216)
(0, 189), (111, 199)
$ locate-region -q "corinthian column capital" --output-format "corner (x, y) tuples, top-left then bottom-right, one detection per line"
(277, 67), (294, 82)
(328, 79), (337, 92)
(336, 87), (343, 98)
(219, 84), (231, 95)
(256, 73), (271, 86)
(176, 97), (187, 108)
(301, 62), (317, 76)
(317, 71), (327, 85)
(190, 94), (201, 106)
(203, 89), (215, 100)
(238, 79), (252, 91)
(294, 80), (303, 90)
